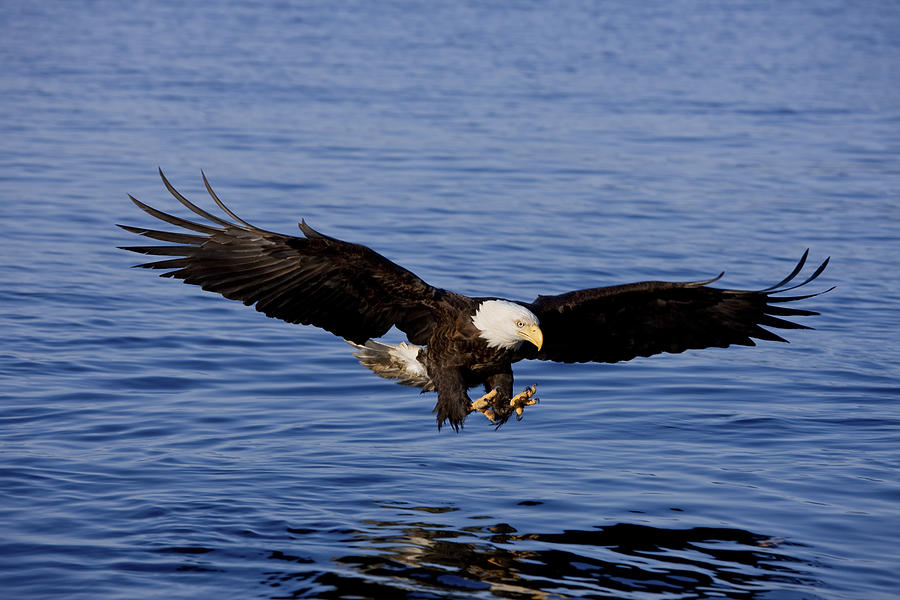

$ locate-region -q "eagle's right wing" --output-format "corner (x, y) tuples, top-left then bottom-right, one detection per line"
(119, 170), (442, 345)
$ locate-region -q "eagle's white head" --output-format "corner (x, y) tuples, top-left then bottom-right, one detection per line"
(472, 300), (544, 351)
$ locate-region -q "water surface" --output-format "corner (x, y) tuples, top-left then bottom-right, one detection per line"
(2, 2), (899, 599)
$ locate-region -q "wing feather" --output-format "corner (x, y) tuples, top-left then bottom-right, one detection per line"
(518, 252), (830, 364)
(119, 171), (443, 344)
(759, 248), (808, 291)
(202, 169), (257, 228)
(127, 194), (219, 234)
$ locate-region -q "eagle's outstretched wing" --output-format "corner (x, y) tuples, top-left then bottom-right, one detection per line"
(119, 170), (441, 345)
(517, 251), (831, 364)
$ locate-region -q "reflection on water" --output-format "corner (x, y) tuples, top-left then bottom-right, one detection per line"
(261, 503), (821, 599)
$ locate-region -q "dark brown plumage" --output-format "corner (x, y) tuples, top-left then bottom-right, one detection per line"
(120, 170), (831, 431)
(517, 262), (828, 364)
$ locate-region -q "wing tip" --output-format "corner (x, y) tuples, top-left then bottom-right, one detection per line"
(763, 250), (831, 295)
(201, 170), (258, 229)
(299, 218), (330, 239)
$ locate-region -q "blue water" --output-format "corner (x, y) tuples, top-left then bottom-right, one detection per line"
(2, 1), (899, 598)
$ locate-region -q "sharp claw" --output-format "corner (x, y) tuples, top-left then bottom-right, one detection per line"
(469, 388), (500, 422)
(507, 384), (540, 421)
(471, 384), (541, 425)
(471, 398), (490, 411)
(509, 384), (538, 407)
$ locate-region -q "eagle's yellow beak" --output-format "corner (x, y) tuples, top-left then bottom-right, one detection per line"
(519, 324), (544, 351)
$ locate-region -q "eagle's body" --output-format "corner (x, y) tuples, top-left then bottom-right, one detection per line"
(120, 171), (830, 430)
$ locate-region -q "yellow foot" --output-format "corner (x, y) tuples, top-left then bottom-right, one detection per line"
(509, 384), (539, 420)
(469, 388), (499, 421)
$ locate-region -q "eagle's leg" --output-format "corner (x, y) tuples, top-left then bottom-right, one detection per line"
(470, 388), (499, 421)
(432, 367), (474, 431)
(509, 384), (539, 421)
(469, 372), (538, 425)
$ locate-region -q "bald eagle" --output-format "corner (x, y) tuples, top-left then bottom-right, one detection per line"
(120, 170), (830, 431)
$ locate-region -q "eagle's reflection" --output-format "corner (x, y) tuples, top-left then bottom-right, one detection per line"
(263, 503), (819, 599)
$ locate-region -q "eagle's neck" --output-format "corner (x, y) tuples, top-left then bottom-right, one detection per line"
(471, 300), (537, 350)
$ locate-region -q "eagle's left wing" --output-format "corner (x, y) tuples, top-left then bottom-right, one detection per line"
(516, 251), (830, 364)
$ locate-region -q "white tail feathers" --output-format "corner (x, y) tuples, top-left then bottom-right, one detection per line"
(346, 340), (433, 390)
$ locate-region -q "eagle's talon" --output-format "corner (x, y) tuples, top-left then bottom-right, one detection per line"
(470, 398), (489, 411)
(507, 384), (539, 421)
(470, 387), (500, 421)
(509, 384), (538, 407)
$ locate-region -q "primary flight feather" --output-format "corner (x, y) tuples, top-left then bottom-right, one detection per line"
(120, 170), (830, 430)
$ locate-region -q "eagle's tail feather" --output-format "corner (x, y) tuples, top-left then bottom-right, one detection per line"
(346, 340), (433, 391)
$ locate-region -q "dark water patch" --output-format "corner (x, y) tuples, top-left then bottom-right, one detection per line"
(258, 510), (822, 600)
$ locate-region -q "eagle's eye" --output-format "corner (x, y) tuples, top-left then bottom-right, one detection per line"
(516, 320), (525, 328)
